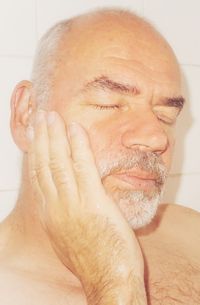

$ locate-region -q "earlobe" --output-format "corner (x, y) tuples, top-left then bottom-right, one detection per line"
(10, 80), (35, 152)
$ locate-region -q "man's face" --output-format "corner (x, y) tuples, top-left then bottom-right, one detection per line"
(47, 16), (183, 229)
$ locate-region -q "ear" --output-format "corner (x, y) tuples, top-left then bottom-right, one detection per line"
(10, 80), (36, 152)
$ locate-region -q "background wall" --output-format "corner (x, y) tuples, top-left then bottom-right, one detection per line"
(0, 0), (199, 221)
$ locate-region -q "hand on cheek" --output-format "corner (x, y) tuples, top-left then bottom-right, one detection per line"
(26, 110), (146, 305)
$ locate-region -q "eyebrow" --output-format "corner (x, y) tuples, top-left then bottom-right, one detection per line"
(83, 75), (140, 96)
(159, 96), (185, 110)
(83, 75), (185, 110)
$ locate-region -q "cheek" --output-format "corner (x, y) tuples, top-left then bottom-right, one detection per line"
(87, 124), (119, 171)
(88, 126), (111, 158)
(87, 115), (123, 151)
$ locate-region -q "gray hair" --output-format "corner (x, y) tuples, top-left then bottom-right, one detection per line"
(31, 8), (155, 106)
(31, 19), (72, 105)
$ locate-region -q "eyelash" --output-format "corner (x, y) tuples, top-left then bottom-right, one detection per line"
(93, 105), (177, 126)
(93, 104), (120, 110)
(157, 116), (176, 126)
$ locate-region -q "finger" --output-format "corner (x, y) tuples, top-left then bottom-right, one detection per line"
(47, 111), (79, 203)
(29, 110), (57, 202)
(27, 125), (45, 207)
(68, 122), (105, 201)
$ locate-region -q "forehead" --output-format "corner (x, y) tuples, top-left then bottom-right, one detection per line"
(56, 14), (182, 96)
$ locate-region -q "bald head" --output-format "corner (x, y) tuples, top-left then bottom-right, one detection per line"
(31, 8), (180, 106)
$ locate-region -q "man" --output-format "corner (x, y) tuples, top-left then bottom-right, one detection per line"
(0, 8), (199, 304)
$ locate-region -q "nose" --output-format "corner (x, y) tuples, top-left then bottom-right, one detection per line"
(121, 111), (169, 154)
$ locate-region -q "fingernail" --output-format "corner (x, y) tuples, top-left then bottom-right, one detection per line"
(47, 111), (56, 125)
(35, 110), (45, 124)
(26, 126), (34, 141)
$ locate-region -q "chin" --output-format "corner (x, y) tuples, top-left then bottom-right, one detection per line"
(118, 192), (161, 230)
(105, 183), (163, 230)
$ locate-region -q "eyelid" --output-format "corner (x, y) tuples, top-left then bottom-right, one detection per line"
(153, 105), (180, 113)
(154, 110), (179, 125)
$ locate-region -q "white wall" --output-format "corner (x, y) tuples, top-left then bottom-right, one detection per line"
(0, 0), (200, 221)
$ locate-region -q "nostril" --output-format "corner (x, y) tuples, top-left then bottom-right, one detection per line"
(121, 126), (169, 154)
(149, 132), (169, 153)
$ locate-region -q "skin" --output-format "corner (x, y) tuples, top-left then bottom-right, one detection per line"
(44, 14), (182, 229)
(0, 12), (200, 305)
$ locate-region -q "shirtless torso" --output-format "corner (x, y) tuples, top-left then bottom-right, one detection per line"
(0, 203), (199, 305)
(138, 204), (200, 304)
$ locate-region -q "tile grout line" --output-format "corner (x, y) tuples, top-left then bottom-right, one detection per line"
(0, 55), (33, 59)
(0, 189), (19, 193)
(169, 172), (200, 177)
(180, 63), (200, 68)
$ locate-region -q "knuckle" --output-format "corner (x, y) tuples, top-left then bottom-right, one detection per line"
(53, 170), (70, 186)
(49, 159), (70, 186)
(50, 158), (65, 176)
(49, 156), (61, 170)
(29, 169), (37, 185)
(35, 162), (49, 178)
(73, 160), (85, 174)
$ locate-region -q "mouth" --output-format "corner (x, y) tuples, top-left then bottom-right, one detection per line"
(112, 171), (159, 190)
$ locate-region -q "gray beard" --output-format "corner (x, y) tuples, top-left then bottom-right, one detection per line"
(97, 149), (168, 229)
(110, 187), (164, 229)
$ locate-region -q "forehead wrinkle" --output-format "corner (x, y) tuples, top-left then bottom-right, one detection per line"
(82, 75), (140, 96)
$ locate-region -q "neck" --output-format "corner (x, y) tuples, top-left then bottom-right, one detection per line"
(0, 154), (81, 287)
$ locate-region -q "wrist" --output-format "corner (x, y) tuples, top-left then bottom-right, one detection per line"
(82, 272), (147, 305)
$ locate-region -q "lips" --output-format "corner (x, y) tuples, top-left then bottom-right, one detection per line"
(112, 171), (158, 189)
(115, 170), (157, 180)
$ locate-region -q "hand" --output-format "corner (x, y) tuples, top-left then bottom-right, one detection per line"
(27, 110), (147, 305)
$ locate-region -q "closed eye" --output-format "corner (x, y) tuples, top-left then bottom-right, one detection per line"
(92, 104), (121, 110)
(154, 106), (180, 126)
(157, 116), (176, 126)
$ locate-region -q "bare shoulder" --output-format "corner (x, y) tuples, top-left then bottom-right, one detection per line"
(158, 203), (200, 231)
(137, 203), (200, 256)
(161, 202), (200, 218)
(138, 203), (200, 235)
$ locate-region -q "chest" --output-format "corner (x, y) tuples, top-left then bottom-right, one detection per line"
(1, 255), (200, 305)
(143, 247), (200, 304)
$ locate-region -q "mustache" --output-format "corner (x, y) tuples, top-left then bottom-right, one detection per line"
(99, 150), (168, 186)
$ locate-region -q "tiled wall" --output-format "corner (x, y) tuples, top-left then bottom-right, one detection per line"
(0, 0), (199, 221)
